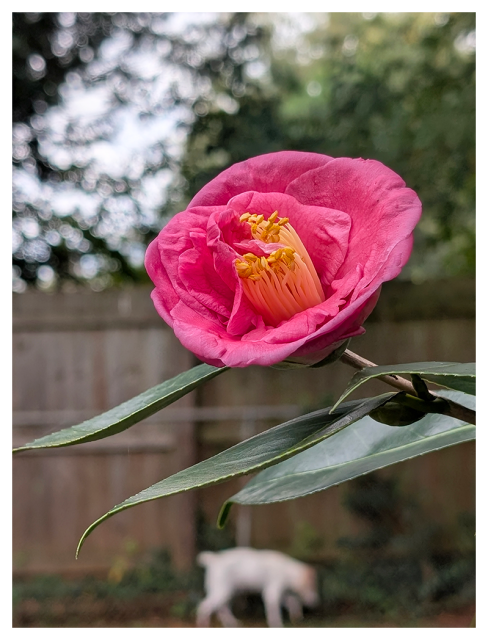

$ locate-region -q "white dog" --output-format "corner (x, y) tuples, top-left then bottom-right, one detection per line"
(196, 547), (319, 628)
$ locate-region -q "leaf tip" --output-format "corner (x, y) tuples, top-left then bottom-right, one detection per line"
(329, 399), (342, 414)
(76, 510), (114, 558)
(75, 535), (86, 559)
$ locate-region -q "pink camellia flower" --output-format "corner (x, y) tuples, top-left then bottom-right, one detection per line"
(145, 151), (421, 368)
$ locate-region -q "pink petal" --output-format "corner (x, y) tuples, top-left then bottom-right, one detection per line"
(189, 151), (333, 207)
(286, 157), (422, 288)
(206, 207), (262, 336)
(178, 232), (234, 319)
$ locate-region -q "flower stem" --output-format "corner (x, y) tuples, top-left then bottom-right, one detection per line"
(340, 349), (476, 425)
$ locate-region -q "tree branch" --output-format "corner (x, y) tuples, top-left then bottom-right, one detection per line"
(340, 349), (476, 425)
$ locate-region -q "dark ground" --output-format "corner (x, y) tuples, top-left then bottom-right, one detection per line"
(13, 591), (475, 628)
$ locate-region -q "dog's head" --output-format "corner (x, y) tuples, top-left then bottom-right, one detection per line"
(298, 566), (319, 607)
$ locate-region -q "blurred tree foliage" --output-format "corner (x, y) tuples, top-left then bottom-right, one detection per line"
(12, 12), (475, 290)
(287, 12), (475, 281)
(183, 12), (475, 282)
(12, 12), (270, 290)
(13, 13), (145, 287)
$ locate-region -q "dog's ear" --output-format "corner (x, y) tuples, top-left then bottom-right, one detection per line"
(197, 551), (216, 567)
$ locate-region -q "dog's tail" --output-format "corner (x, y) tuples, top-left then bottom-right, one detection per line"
(196, 551), (216, 567)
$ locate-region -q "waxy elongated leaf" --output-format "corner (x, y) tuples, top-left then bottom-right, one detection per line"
(332, 362), (475, 412)
(76, 393), (395, 556)
(13, 364), (227, 453)
(220, 391), (475, 523)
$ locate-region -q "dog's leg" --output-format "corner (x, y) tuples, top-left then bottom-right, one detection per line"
(196, 596), (220, 627)
(217, 604), (241, 627)
(284, 594), (303, 625)
(196, 598), (212, 627)
(262, 585), (284, 628)
(197, 589), (234, 628)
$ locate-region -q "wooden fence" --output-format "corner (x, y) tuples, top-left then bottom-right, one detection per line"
(12, 280), (475, 576)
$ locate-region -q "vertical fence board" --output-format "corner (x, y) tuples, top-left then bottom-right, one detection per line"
(13, 288), (196, 575)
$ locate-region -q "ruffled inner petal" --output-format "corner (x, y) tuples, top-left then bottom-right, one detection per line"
(228, 190), (351, 288)
(286, 157), (421, 290)
(206, 207), (263, 336)
(156, 206), (236, 324)
(178, 231), (234, 319)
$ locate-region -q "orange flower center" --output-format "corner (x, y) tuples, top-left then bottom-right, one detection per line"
(235, 211), (325, 326)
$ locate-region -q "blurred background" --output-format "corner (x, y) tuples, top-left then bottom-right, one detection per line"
(12, 12), (475, 627)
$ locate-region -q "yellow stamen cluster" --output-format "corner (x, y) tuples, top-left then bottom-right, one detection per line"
(235, 247), (296, 281)
(239, 211), (289, 243)
(234, 210), (326, 327)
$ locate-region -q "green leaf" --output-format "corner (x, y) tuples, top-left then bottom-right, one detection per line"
(332, 362), (475, 412)
(221, 391), (475, 522)
(76, 393), (395, 557)
(13, 364), (228, 453)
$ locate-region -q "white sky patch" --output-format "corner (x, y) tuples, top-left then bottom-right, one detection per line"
(215, 93), (239, 114)
(37, 37), (199, 182)
(138, 169), (174, 221)
(124, 50), (165, 81)
(12, 168), (44, 205)
(99, 28), (134, 61)
(90, 106), (184, 176)
(51, 187), (102, 219)
(58, 85), (113, 122)
(269, 12), (325, 51)
(162, 12), (221, 36)
(13, 166), (103, 222)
